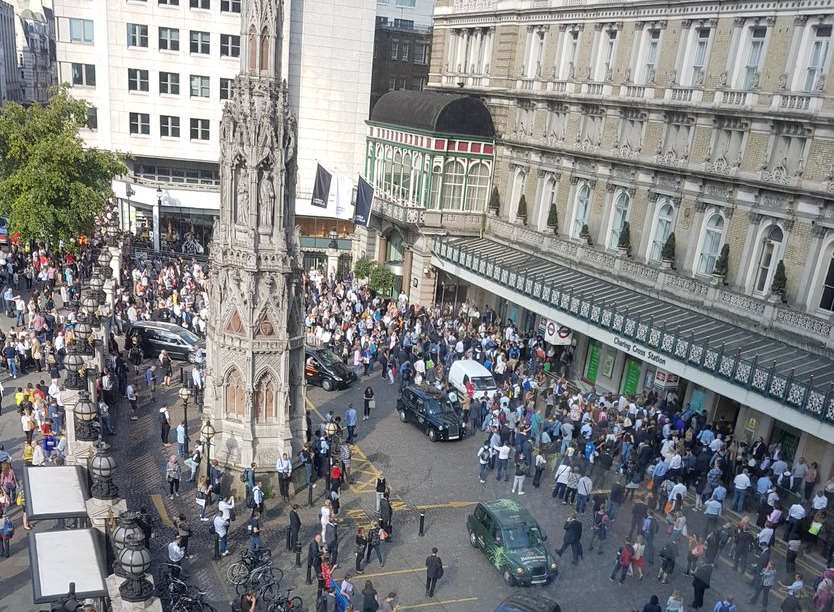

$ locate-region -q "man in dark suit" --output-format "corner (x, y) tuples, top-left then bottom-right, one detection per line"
(288, 504), (302, 551)
(324, 517), (339, 567)
(306, 534), (322, 584)
(425, 547), (444, 598)
(379, 492), (393, 539)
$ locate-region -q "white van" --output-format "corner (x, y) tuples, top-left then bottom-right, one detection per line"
(448, 359), (497, 400)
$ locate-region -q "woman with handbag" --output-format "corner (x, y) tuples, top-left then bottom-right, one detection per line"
(197, 478), (213, 521)
(363, 386), (375, 421)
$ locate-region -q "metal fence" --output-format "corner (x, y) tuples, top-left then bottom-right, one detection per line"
(433, 237), (834, 425)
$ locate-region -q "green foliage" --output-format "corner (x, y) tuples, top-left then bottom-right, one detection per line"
(661, 232), (676, 262)
(0, 87), (126, 242)
(516, 194), (527, 224)
(488, 186), (500, 213)
(771, 260), (787, 297)
(369, 264), (396, 296)
(713, 243), (730, 277)
(353, 256), (374, 280)
(617, 221), (631, 255)
(547, 204), (559, 232)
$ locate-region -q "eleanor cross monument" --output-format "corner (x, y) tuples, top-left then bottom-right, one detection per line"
(203, 0), (306, 484)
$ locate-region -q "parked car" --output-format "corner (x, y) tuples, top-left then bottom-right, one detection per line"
(495, 594), (561, 612)
(304, 346), (356, 391)
(396, 384), (464, 442)
(0, 217), (9, 247)
(127, 321), (204, 362)
(448, 359), (497, 400)
(467, 498), (558, 586)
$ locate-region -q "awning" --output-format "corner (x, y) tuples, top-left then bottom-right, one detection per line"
(432, 236), (834, 438)
(24, 465), (89, 520)
(28, 528), (108, 604)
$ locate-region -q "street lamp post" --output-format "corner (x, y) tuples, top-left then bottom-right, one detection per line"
(64, 345), (85, 391)
(200, 418), (215, 484)
(73, 390), (98, 442)
(178, 387), (192, 455)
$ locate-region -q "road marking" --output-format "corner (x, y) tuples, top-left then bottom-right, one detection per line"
(357, 567), (425, 579)
(414, 501), (478, 511)
(399, 597), (479, 610)
(150, 494), (174, 527)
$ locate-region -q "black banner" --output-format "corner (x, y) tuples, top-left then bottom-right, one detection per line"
(311, 163), (332, 209)
(353, 176), (374, 227)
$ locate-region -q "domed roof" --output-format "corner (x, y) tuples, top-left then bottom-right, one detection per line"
(370, 90), (495, 139)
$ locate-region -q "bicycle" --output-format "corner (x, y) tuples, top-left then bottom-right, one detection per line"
(267, 587), (303, 611)
(170, 588), (218, 612)
(226, 548), (272, 585)
(156, 565), (193, 607)
(234, 564), (284, 598)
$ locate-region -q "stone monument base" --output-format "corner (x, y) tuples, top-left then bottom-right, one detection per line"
(106, 573), (162, 612)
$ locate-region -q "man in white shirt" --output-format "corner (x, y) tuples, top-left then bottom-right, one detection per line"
(275, 453), (293, 502)
(812, 490), (828, 512)
(496, 443), (512, 482)
(785, 502), (806, 540)
(213, 514), (230, 557)
(669, 480), (687, 503)
(732, 469), (752, 512)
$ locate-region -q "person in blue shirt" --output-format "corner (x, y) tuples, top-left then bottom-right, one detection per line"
(756, 474), (772, 497)
(345, 404), (358, 444)
(698, 427), (715, 447)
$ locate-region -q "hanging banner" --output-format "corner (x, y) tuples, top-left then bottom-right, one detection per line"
(585, 340), (601, 383)
(544, 319), (572, 346)
(621, 358), (642, 395)
(311, 163), (333, 209)
(353, 175), (374, 227)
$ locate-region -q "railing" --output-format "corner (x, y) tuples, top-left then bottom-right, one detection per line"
(623, 85), (646, 98)
(432, 236), (834, 425)
(585, 82), (604, 96)
(552, 80), (568, 94)
(775, 93), (814, 111)
(669, 87), (695, 102)
(717, 90), (749, 106)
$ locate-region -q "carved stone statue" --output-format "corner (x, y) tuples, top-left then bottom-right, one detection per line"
(259, 169), (275, 227)
(236, 166), (249, 225)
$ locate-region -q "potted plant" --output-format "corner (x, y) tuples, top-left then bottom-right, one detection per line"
(516, 194), (527, 225)
(580, 223), (592, 246)
(353, 257), (374, 284)
(617, 222), (632, 257)
(547, 204), (559, 234)
(712, 244), (730, 284)
(770, 260), (787, 302)
(660, 232), (676, 269)
(488, 186), (501, 215)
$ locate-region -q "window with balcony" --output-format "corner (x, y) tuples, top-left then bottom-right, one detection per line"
(524, 28), (545, 77)
(126, 23), (148, 48)
(608, 191), (630, 249)
(741, 26), (767, 90)
(69, 18), (94, 44)
(571, 182), (591, 239)
(127, 68), (149, 92)
(220, 77), (232, 100)
(559, 30), (579, 80)
(190, 118), (210, 140)
(159, 71), (180, 95)
(686, 28), (711, 86)
(753, 224), (784, 295)
(220, 0), (240, 12)
(594, 29), (618, 81)
(818, 253), (834, 312)
(190, 74), (210, 97)
(649, 200), (675, 262)
(71, 63), (95, 87)
(391, 40), (399, 61)
(441, 160), (465, 210)
(696, 212), (725, 275)
(160, 115), (180, 138)
(159, 27), (180, 51)
(638, 30), (660, 84)
(129, 112), (150, 135)
(465, 162), (490, 212)
(803, 24), (831, 92)
(537, 175), (558, 230)
(190, 30), (210, 54)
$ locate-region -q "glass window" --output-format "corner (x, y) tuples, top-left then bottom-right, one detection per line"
(190, 118), (210, 140)
(86, 107), (97, 130)
(697, 213), (725, 275)
(649, 201), (675, 262)
(691, 29), (710, 85)
(129, 112), (150, 135)
(609, 191), (631, 249)
(440, 160), (465, 210)
(642, 30), (659, 83)
(754, 225), (784, 294)
(190, 74), (210, 97)
(159, 71), (180, 95)
(804, 25), (831, 92)
(819, 255), (834, 311)
(429, 163), (442, 210)
(127, 68), (149, 92)
(190, 30), (210, 54)
(159, 0), (179, 5)
(220, 34), (240, 58)
(159, 27), (180, 51)
(225, 368), (245, 420)
(571, 183), (590, 238)
(126, 23), (148, 48)
(69, 18), (94, 44)
(391, 40), (399, 60)
(220, 0), (240, 11)
(220, 77), (233, 100)
(743, 27), (766, 90)
(71, 63), (95, 87)
(190, 0), (209, 8)
(465, 163), (490, 212)
(255, 377), (276, 423)
(160, 115), (180, 138)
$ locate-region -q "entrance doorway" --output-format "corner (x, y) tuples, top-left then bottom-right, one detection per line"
(770, 421), (801, 463)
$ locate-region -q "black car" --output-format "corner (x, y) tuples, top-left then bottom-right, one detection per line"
(304, 347), (356, 391)
(397, 384), (464, 442)
(495, 594), (561, 612)
(127, 321), (204, 362)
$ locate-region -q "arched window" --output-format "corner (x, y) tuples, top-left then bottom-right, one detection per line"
(753, 224), (784, 294)
(259, 27), (270, 71)
(225, 368), (245, 420)
(401, 152), (412, 200)
(465, 162), (490, 212)
(391, 150), (403, 198)
(383, 147), (393, 192)
(428, 162), (441, 210)
(254, 375), (276, 423)
(571, 183), (590, 238)
(538, 175), (558, 230)
(697, 213), (725, 275)
(608, 191), (631, 249)
(509, 168), (526, 220)
(649, 200), (675, 261)
(413, 153), (423, 206)
(375, 145), (384, 188)
(440, 160), (465, 210)
(387, 232), (404, 262)
(819, 250), (834, 311)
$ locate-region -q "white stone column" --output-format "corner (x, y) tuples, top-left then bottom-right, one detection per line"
(85, 497), (127, 536)
(106, 576), (163, 612)
(62, 389), (96, 466)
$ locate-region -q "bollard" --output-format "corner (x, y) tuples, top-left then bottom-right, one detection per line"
(308, 482), (313, 507)
(180, 367), (184, 384)
(306, 562), (313, 585)
(213, 534), (220, 561)
(286, 526), (292, 551)
(419, 512), (425, 536)
(295, 542), (302, 568)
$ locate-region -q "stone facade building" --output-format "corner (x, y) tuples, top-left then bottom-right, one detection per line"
(14, 0), (56, 104)
(0, 0), (18, 102)
(422, 0), (834, 475)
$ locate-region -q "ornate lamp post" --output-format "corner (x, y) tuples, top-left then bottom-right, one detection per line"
(89, 273), (105, 303)
(178, 386), (192, 454)
(74, 390), (98, 442)
(117, 533), (153, 603)
(74, 316), (93, 356)
(200, 418), (216, 483)
(82, 293), (99, 324)
(89, 438), (119, 500)
(97, 248), (111, 273)
(328, 229), (339, 249)
(111, 511), (144, 578)
(64, 345), (85, 390)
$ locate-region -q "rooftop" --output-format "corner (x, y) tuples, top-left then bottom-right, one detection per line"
(370, 90), (495, 138)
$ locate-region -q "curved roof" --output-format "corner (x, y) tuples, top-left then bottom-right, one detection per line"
(370, 90), (495, 138)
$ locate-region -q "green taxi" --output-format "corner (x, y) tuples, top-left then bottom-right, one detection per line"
(466, 498), (558, 586)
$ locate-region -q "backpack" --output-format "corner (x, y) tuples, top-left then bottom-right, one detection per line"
(479, 447), (490, 462)
(716, 602), (732, 612)
(1, 518), (13, 539)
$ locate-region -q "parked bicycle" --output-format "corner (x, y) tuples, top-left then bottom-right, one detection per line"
(235, 564), (284, 600)
(170, 587), (218, 612)
(226, 548), (273, 585)
(266, 587), (303, 611)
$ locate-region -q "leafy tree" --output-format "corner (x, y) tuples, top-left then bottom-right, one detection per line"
(488, 186), (501, 213)
(771, 260), (787, 298)
(617, 221), (631, 256)
(0, 87), (126, 242)
(713, 244), (730, 278)
(661, 232), (676, 262)
(516, 194), (527, 224)
(369, 264), (395, 296)
(547, 204), (559, 232)
(353, 256), (374, 280)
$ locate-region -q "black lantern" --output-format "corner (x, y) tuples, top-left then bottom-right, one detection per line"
(81, 293), (99, 324)
(200, 418), (216, 482)
(74, 391), (98, 442)
(97, 249), (111, 269)
(112, 511), (143, 578)
(178, 387), (192, 454)
(117, 533), (153, 603)
(89, 438), (118, 500)
(89, 273), (105, 299)
(74, 317), (93, 355)
(64, 345), (85, 390)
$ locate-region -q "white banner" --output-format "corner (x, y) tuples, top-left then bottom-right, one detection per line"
(544, 319), (572, 345)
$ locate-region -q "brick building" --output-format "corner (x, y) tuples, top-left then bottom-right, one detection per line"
(370, 18), (433, 112)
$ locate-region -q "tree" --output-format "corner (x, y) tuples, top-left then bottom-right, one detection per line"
(353, 256), (374, 280)
(661, 232), (676, 262)
(516, 194), (527, 224)
(547, 204), (559, 233)
(0, 87), (126, 243)
(771, 260), (787, 299)
(488, 186), (501, 214)
(369, 264), (396, 296)
(617, 221), (631, 256)
(713, 244), (730, 278)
